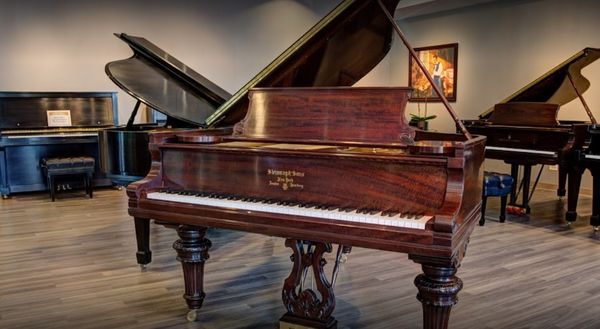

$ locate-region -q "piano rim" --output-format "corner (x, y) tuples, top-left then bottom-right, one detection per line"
(129, 195), (482, 258)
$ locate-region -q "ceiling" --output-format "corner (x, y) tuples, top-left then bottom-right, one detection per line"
(394, 0), (505, 19)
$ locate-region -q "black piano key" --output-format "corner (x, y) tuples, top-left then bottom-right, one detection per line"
(368, 209), (379, 215)
(415, 214), (424, 220)
(387, 211), (400, 217)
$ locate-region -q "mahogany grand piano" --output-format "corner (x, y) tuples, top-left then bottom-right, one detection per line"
(463, 47), (600, 221)
(122, 1), (486, 328)
(103, 0), (411, 267)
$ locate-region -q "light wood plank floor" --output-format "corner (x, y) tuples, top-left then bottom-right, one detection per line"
(1, 187), (599, 329)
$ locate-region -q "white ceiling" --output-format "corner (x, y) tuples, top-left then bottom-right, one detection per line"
(395, 0), (505, 19)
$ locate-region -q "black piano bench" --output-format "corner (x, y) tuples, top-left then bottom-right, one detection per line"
(41, 157), (95, 202)
(481, 172), (514, 226)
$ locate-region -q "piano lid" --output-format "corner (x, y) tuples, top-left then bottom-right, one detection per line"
(105, 0), (401, 128)
(480, 47), (600, 119)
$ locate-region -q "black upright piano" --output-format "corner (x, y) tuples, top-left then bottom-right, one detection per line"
(463, 47), (600, 220)
(0, 92), (117, 198)
(101, 0), (405, 267)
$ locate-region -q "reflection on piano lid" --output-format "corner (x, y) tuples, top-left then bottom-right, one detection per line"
(479, 47), (600, 121)
(463, 47), (599, 218)
(100, 0), (405, 185)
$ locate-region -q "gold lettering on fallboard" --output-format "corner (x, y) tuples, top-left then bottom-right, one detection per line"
(267, 168), (305, 191)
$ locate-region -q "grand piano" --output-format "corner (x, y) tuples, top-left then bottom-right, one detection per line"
(0, 92), (117, 198)
(102, 0), (413, 267)
(122, 0), (486, 328)
(463, 47), (600, 220)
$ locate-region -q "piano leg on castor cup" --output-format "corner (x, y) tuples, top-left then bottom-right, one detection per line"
(134, 217), (152, 270)
(173, 225), (211, 322)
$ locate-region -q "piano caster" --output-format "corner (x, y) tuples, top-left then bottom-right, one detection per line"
(593, 226), (599, 232)
(566, 221), (573, 228)
(186, 309), (198, 322)
(139, 264), (148, 272)
(1, 194), (8, 199)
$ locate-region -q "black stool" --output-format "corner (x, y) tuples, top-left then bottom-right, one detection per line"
(41, 157), (95, 201)
(481, 172), (514, 226)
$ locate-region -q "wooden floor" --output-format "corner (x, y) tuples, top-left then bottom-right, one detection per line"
(1, 187), (599, 329)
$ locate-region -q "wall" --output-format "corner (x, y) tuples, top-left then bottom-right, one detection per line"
(390, 0), (600, 188)
(1, 0), (598, 188)
(0, 0), (347, 124)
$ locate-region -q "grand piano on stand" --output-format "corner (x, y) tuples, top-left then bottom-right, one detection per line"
(463, 47), (600, 221)
(102, 0), (413, 268)
(124, 1), (486, 328)
(0, 92), (117, 198)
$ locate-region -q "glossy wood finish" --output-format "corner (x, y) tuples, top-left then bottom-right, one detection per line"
(281, 240), (337, 328)
(462, 49), (600, 218)
(488, 102), (561, 127)
(101, 0), (402, 186)
(233, 87), (414, 144)
(127, 86), (486, 328)
(0, 92), (118, 197)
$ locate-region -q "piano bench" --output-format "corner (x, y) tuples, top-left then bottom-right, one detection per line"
(481, 172), (514, 226)
(41, 157), (95, 202)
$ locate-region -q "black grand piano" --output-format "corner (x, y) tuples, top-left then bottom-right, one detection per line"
(101, 0), (407, 267)
(570, 124), (600, 230)
(0, 92), (117, 198)
(463, 47), (600, 221)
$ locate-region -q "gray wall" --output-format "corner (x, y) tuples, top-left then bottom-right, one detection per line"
(0, 0), (344, 123)
(1, 0), (599, 188)
(389, 0), (600, 187)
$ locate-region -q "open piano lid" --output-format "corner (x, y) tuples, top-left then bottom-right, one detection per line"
(105, 0), (402, 128)
(480, 47), (600, 119)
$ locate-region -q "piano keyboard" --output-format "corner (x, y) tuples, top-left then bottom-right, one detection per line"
(147, 191), (432, 229)
(6, 133), (99, 139)
(485, 146), (557, 156)
(583, 154), (600, 160)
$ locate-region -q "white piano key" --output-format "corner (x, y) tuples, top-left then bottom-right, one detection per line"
(147, 191), (432, 230)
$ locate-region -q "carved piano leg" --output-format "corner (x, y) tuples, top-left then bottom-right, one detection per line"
(565, 165), (584, 223)
(173, 225), (211, 322)
(134, 217), (152, 269)
(558, 164), (567, 199)
(280, 239), (337, 329)
(411, 256), (463, 329)
(589, 168), (600, 230)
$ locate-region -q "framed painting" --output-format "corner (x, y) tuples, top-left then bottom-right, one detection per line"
(409, 43), (458, 102)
